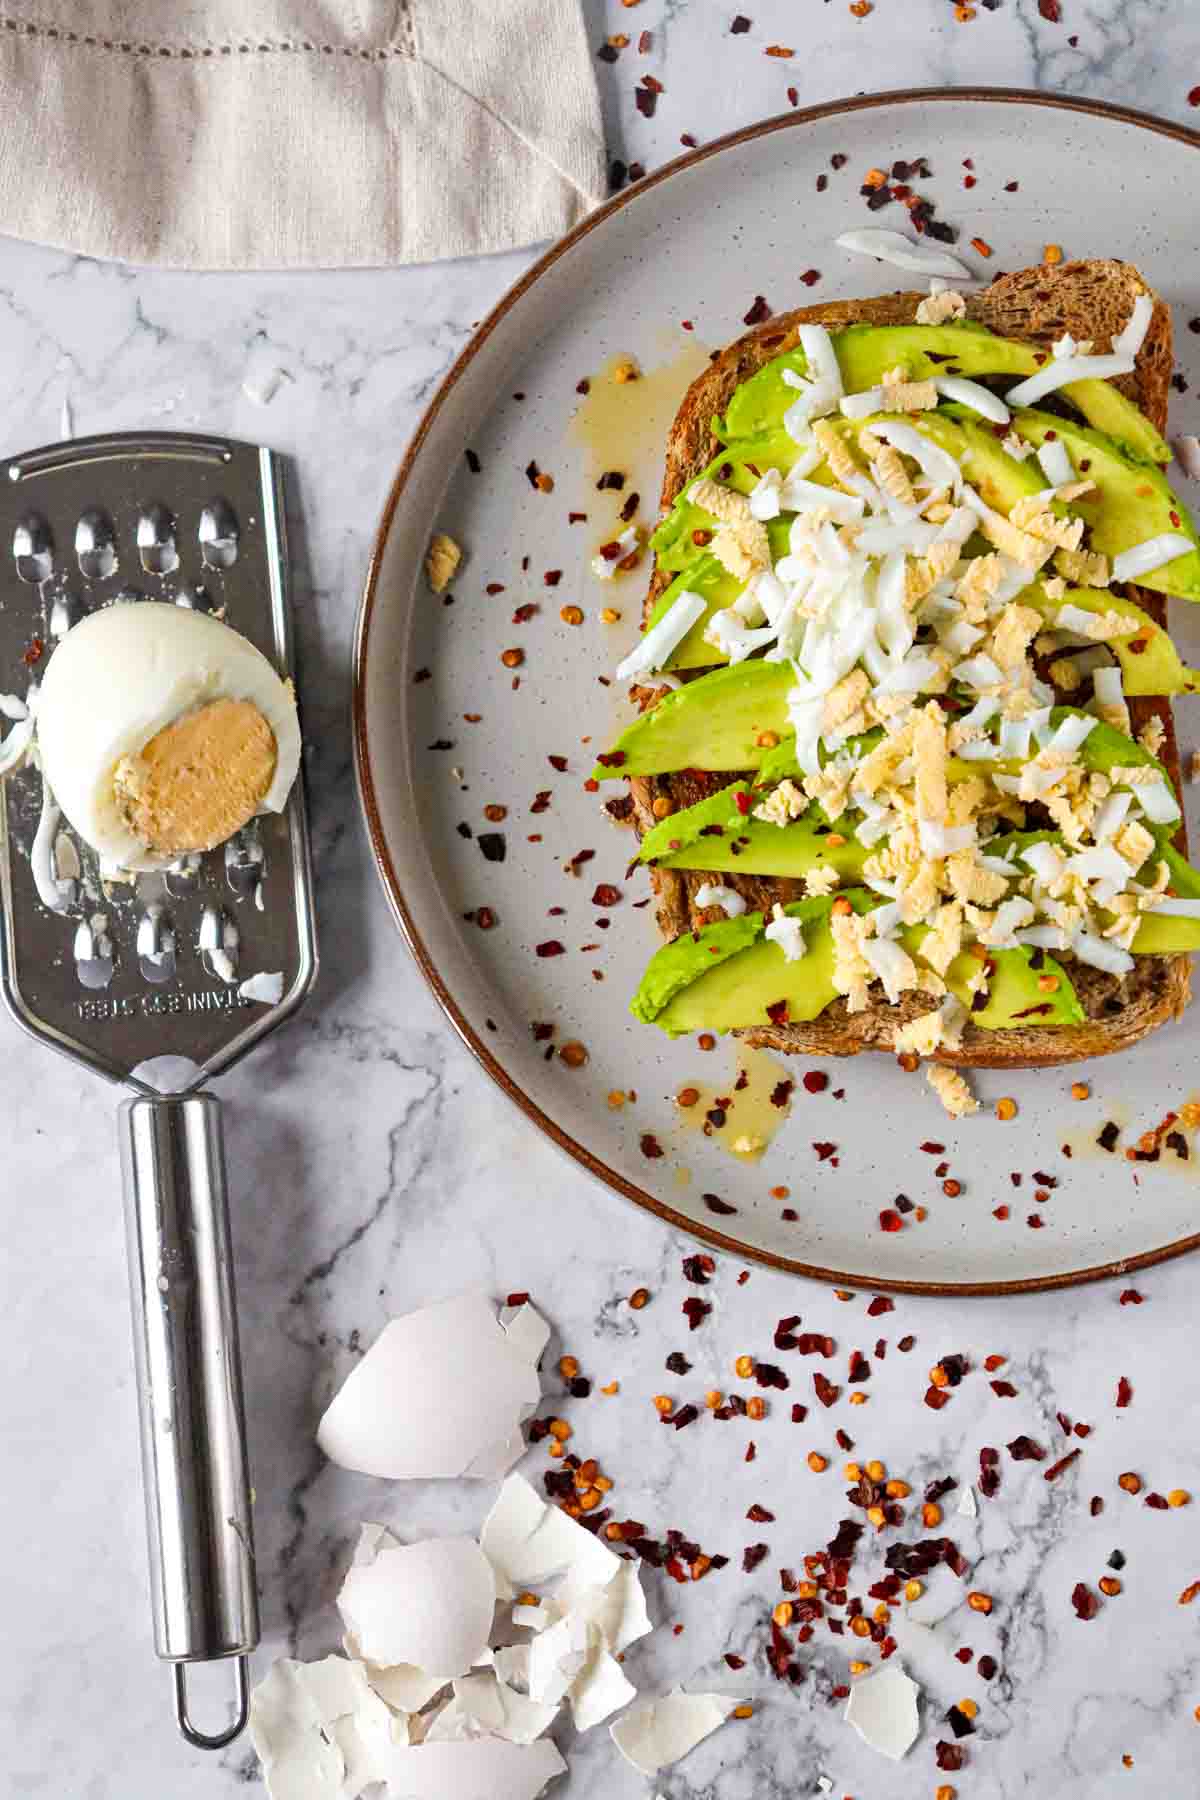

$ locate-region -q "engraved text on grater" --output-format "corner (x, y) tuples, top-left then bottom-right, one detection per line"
(76, 987), (256, 1023)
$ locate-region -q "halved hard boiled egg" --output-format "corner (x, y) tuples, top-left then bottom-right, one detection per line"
(36, 601), (301, 872)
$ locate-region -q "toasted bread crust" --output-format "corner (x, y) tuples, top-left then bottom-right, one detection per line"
(629, 260), (1191, 1065)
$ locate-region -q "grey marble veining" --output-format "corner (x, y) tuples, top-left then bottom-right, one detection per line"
(3, 4), (1200, 1796)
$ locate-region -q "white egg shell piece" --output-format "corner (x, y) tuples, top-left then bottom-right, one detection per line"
(338, 1534), (495, 1682)
(34, 601), (301, 872)
(249, 1656), (408, 1800)
(317, 1293), (544, 1481)
(609, 1691), (740, 1777)
(481, 1472), (621, 1602)
(421, 1670), (559, 1745)
(844, 1662), (921, 1760)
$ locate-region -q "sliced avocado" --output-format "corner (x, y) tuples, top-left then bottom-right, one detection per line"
(1027, 583), (1200, 696)
(630, 909), (765, 1026)
(1062, 378), (1170, 467)
(593, 660), (794, 779)
(910, 406), (1047, 513)
(941, 945), (1085, 1027)
(644, 519), (792, 666)
(636, 778), (754, 862)
(651, 433), (807, 573)
(719, 325), (1039, 441)
(636, 895), (852, 1036)
(1013, 409), (1200, 603)
(660, 811), (870, 879)
(1130, 911), (1200, 953)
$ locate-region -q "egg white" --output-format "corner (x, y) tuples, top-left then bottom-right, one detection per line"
(35, 600), (301, 872)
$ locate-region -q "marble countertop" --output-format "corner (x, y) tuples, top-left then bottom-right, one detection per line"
(5, 4), (1200, 1796)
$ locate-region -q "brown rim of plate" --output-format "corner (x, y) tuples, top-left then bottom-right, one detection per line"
(354, 85), (1200, 1297)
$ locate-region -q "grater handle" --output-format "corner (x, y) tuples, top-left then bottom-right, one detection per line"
(119, 1092), (258, 1747)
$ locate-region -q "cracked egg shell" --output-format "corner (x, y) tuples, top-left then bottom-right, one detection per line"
(337, 1535), (495, 1682)
(317, 1293), (543, 1481)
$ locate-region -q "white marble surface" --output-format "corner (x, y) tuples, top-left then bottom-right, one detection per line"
(3, 4), (1200, 1796)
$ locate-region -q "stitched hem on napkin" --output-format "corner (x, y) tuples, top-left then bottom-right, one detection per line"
(0, 2), (608, 269)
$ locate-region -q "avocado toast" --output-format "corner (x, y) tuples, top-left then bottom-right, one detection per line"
(593, 260), (1200, 1094)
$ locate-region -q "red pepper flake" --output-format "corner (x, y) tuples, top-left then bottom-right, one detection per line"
(879, 1209), (903, 1233)
(733, 789), (753, 816)
(790, 1403), (808, 1423)
(898, 1335), (915, 1352)
(704, 1192), (737, 1216)
(682, 1296), (710, 1330)
(595, 750), (626, 768)
(724, 1652), (745, 1669)
(990, 1379), (1018, 1398)
(848, 1350), (870, 1383)
(803, 1070), (829, 1094)
(512, 602), (538, 624)
(730, 14), (752, 32)
(764, 44), (794, 58)
(505, 1290), (530, 1307)
(682, 1253), (715, 1286)
(1119, 1289), (1144, 1305)
(813, 1141), (837, 1162)
(955, 1647), (973, 1665)
(543, 569), (562, 587)
(743, 1542), (769, 1573)
(936, 1742), (965, 1772)
(1007, 1435), (1046, 1462)
(920, 1141), (946, 1155)
(1072, 1582), (1099, 1620)
(1190, 85), (1200, 107)
(766, 999), (790, 1025)
(1028, 1213), (1045, 1229)
(634, 85), (657, 118)
(970, 236), (993, 258)
(979, 1446), (1000, 1498)
(924, 1387), (951, 1410)
(743, 295), (772, 326)
(637, 29), (652, 52)
(867, 1295), (894, 1317)
(680, 133), (697, 148)
(1038, 0), (1062, 17)
(591, 883), (621, 908)
(1116, 1376), (1133, 1409)
(813, 1372), (840, 1408)
(770, 1079), (794, 1110)
(787, 85), (799, 107)
(535, 939), (565, 958)
(1045, 1447), (1082, 1482)
(799, 268), (821, 287)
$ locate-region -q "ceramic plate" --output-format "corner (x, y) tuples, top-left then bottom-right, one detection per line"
(355, 89), (1200, 1293)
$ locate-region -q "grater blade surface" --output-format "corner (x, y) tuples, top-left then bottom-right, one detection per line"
(0, 432), (317, 1091)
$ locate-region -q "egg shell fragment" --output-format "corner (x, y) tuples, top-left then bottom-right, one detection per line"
(844, 1661), (921, 1760)
(609, 1690), (740, 1777)
(481, 1472), (621, 1603)
(249, 1656), (408, 1800)
(337, 1535), (495, 1682)
(317, 1292), (543, 1481)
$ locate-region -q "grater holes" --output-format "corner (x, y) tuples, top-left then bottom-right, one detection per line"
(136, 502), (180, 575)
(224, 820), (264, 897)
(198, 499), (239, 571)
(74, 912), (115, 989)
(198, 904), (239, 983)
(136, 902), (176, 984)
(75, 508), (117, 580)
(13, 512), (53, 584)
(162, 852), (202, 898)
(49, 591), (80, 638)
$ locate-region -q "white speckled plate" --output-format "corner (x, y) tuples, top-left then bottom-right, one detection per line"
(355, 90), (1200, 1293)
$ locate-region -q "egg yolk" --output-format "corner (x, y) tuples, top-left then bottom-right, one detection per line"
(114, 698), (277, 854)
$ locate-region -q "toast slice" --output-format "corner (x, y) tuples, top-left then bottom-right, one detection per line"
(628, 260), (1191, 1067)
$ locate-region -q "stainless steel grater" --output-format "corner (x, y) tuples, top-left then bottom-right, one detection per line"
(0, 432), (318, 1749)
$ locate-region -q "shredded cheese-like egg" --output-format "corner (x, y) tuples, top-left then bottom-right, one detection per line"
(927, 1063), (979, 1118)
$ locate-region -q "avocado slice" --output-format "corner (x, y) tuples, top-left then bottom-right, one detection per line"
(630, 908), (766, 1027)
(659, 810), (870, 879)
(720, 325), (1039, 440)
(646, 520), (793, 667)
(1062, 379), (1171, 467)
(1027, 583), (1200, 696)
(633, 894), (849, 1036)
(593, 660), (794, 778)
(1013, 409), (1200, 602)
(942, 944), (1085, 1027)
(636, 778), (754, 862)
(651, 434), (806, 574)
(633, 888), (1084, 1036)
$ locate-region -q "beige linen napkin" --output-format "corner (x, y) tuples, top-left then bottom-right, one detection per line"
(0, 1), (607, 268)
